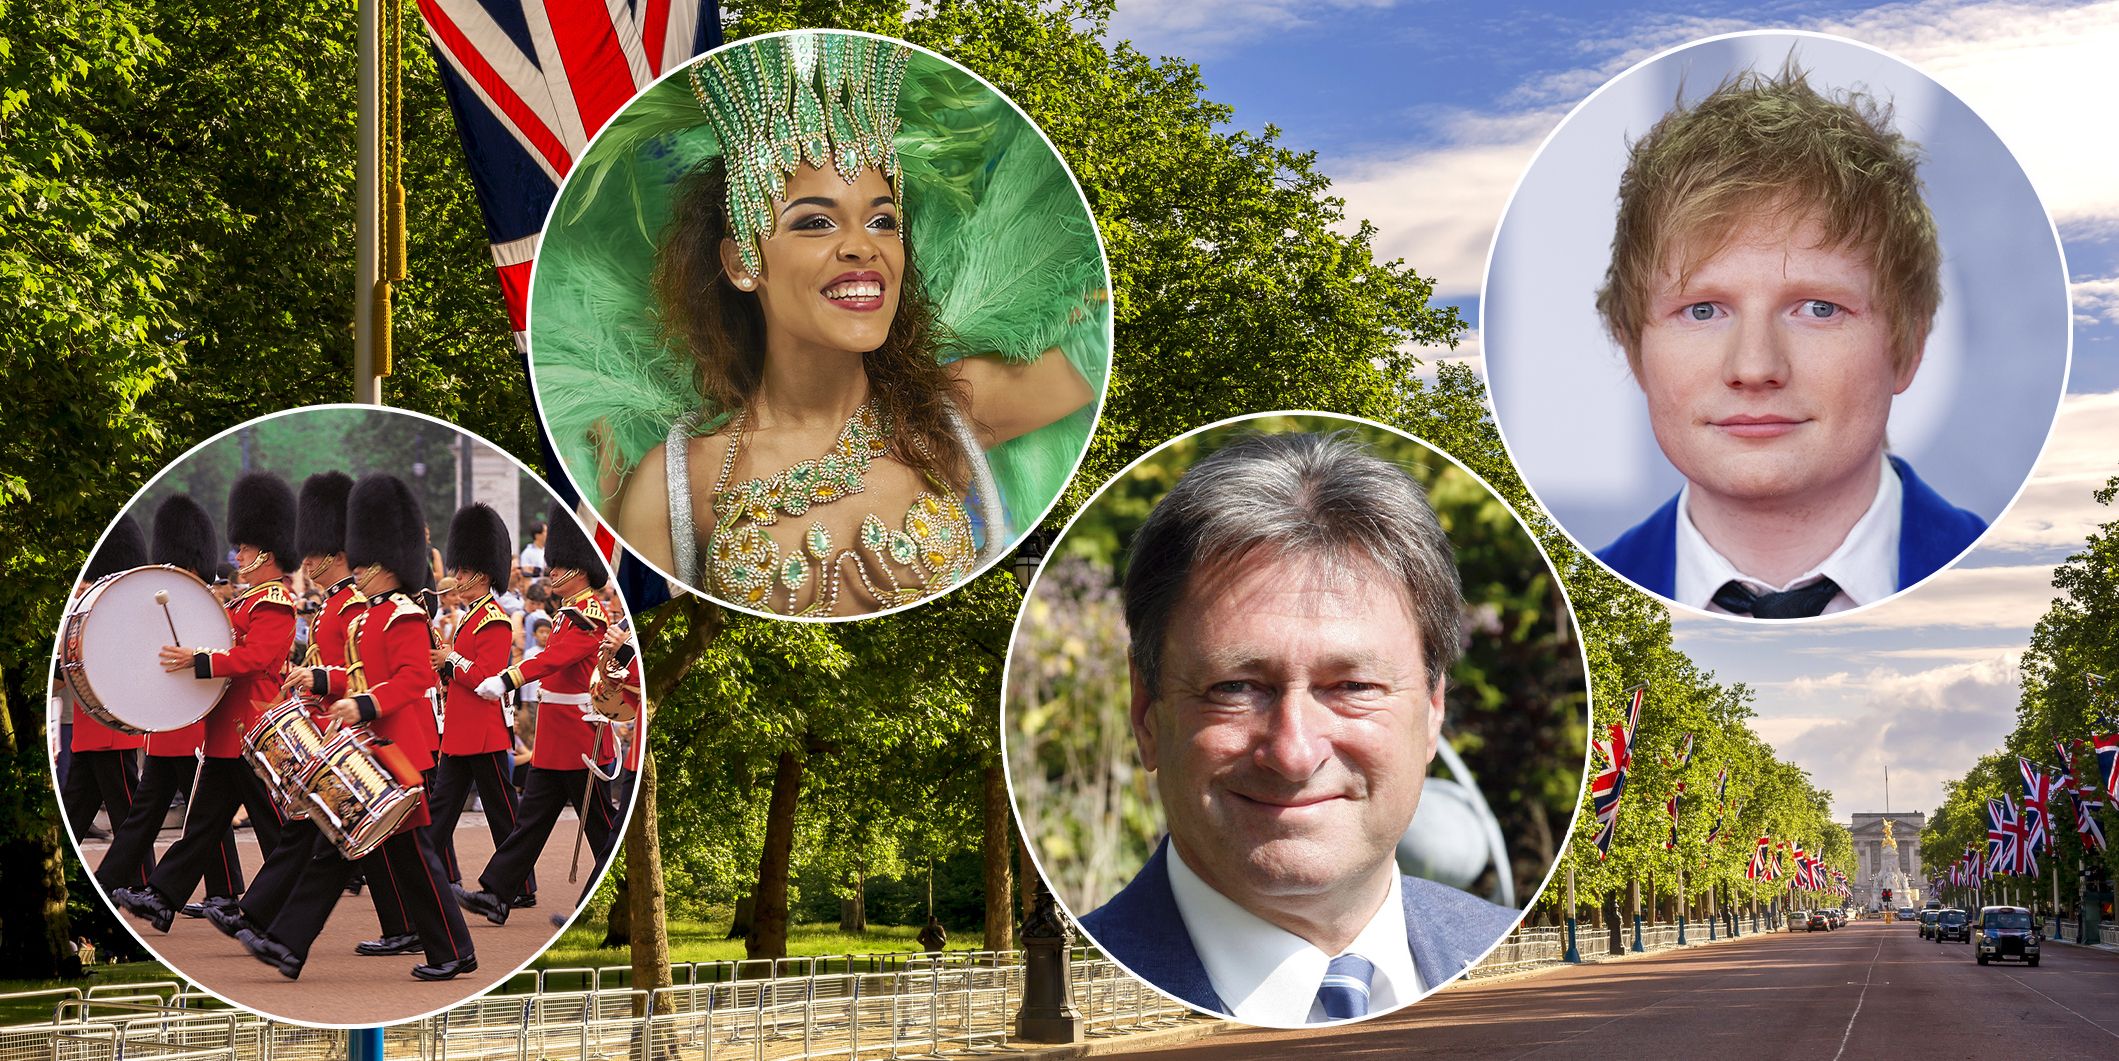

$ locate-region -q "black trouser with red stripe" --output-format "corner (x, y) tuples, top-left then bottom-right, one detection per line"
(62, 748), (140, 842)
(267, 823), (473, 965)
(476, 766), (616, 900)
(427, 751), (536, 896)
(98, 754), (242, 897)
(147, 758), (283, 904)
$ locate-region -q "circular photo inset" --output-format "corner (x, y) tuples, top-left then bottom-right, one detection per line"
(1482, 31), (2069, 621)
(528, 28), (1112, 620)
(1004, 412), (1589, 1027)
(50, 405), (644, 1026)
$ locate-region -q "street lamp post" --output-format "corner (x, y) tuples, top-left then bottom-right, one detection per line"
(1007, 531), (1083, 1044)
(1562, 864), (1581, 963)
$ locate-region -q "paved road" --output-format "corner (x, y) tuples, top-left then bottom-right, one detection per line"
(1104, 919), (2119, 1060)
(81, 810), (603, 1026)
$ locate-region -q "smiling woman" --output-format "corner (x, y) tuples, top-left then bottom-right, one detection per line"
(528, 30), (1112, 619)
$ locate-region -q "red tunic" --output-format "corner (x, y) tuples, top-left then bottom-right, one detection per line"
(70, 698), (145, 752)
(504, 588), (607, 771)
(193, 579), (297, 759)
(440, 595), (514, 756)
(316, 591), (440, 831)
(300, 579), (367, 722)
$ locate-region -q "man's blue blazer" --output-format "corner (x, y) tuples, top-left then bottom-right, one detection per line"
(1079, 840), (1523, 1014)
(1595, 456), (1987, 601)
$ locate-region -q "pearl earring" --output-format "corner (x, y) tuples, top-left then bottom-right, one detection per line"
(735, 276), (756, 290)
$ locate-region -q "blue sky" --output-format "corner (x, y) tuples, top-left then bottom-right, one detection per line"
(1108, 0), (2119, 824)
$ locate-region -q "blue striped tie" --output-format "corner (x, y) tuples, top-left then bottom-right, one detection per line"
(1315, 953), (1375, 1020)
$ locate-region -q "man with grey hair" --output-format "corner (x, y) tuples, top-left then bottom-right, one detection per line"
(1080, 432), (1519, 1026)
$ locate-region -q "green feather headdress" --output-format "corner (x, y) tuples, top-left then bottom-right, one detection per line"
(531, 30), (1111, 528)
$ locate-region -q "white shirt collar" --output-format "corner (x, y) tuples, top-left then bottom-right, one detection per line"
(1674, 452), (1901, 616)
(1165, 843), (1420, 1027)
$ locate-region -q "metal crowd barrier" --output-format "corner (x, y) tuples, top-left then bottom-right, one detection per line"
(6, 949), (1202, 1061)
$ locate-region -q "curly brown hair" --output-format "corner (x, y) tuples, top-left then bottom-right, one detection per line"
(653, 157), (970, 492)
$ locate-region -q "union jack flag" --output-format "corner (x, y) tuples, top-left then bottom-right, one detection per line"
(1662, 732), (1693, 768)
(1987, 797), (2017, 877)
(1702, 767), (1729, 850)
(414, 0), (721, 609)
(2075, 756), (2108, 853)
(1746, 836), (1770, 880)
(1589, 685), (1646, 859)
(2096, 732), (2119, 803)
(2020, 756), (2052, 855)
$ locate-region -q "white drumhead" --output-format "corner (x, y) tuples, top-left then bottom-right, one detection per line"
(72, 566), (233, 730)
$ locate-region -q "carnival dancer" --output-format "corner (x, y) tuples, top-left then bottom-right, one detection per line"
(115, 475), (298, 931)
(455, 514), (620, 925)
(425, 502), (537, 907)
(96, 496), (246, 902)
(241, 474), (477, 981)
(60, 516), (150, 849)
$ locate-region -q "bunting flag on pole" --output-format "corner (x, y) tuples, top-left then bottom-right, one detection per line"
(1665, 783), (1683, 850)
(2078, 771), (2109, 853)
(2020, 756), (2052, 855)
(1589, 685), (1647, 859)
(412, 0), (723, 612)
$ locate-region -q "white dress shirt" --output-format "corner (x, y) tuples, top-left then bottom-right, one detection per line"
(1166, 844), (1421, 1027)
(1675, 452), (1901, 616)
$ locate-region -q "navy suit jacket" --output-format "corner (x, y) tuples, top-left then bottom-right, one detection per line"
(1080, 840), (1523, 1015)
(1595, 455), (1986, 602)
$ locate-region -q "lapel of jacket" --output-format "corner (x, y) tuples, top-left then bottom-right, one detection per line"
(1098, 840), (1226, 1013)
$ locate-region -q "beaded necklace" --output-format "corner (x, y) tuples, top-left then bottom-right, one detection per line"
(707, 399), (975, 616)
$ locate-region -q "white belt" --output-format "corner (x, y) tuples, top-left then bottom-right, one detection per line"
(539, 691), (591, 706)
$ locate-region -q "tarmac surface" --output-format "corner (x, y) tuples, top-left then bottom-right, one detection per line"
(80, 808), (606, 1026)
(1090, 917), (2119, 1060)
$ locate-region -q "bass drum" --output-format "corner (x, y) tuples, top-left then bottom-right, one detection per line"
(59, 565), (232, 734)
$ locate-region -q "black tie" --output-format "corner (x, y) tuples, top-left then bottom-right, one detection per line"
(1712, 577), (1841, 619)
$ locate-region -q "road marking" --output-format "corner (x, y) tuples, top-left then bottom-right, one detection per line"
(2003, 971), (2119, 1040)
(1829, 935), (1884, 1061)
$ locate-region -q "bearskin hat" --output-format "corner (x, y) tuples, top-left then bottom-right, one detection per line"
(445, 503), (512, 589)
(226, 471), (297, 564)
(295, 471), (355, 559)
(345, 474), (428, 586)
(543, 511), (608, 589)
(85, 514), (147, 581)
(152, 495), (218, 578)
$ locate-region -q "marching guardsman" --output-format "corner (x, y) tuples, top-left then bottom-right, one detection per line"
(61, 516), (150, 849)
(455, 514), (619, 925)
(207, 472), (413, 948)
(242, 474), (477, 981)
(114, 477), (299, 930)
(96, 496), (246, 901)
(425, 502), (537, 906)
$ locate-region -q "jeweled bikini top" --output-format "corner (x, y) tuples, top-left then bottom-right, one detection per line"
(671, 399), (977, 616)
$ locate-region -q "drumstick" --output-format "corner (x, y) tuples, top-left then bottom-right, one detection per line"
(153, 590), (181, 644)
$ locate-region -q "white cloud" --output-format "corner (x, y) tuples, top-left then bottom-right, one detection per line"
(1108, 0), (1399, 56)
(2076, 276), (2119, 326)
(1409, 325), (1483, 382)
(1971, 389), (2119, 554)
(1764, 653), (2024, 817)
(1322, 1), (2119, 302)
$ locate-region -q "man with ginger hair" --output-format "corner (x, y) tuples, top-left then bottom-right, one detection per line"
(1594, 66), (1985, 619)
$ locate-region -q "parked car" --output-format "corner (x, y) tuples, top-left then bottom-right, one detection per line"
(1806, 911), (1829, 931)
(1935, 908), (1971, 944)
(1919, 909), (1941, 939)
(1974, 906), (2040, 966)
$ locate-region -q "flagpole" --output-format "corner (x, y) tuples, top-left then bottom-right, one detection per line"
(353, 0), (382, 403)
